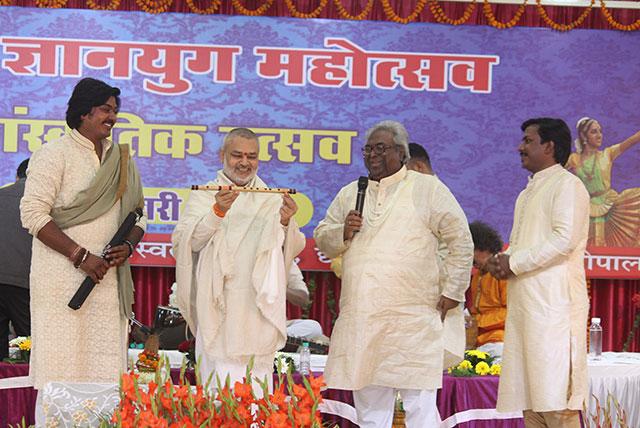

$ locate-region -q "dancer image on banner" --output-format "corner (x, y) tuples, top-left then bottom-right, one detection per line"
(566, 117), (640, 247)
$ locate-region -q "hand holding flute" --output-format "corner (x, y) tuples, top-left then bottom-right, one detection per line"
(202, 184), (298, 225)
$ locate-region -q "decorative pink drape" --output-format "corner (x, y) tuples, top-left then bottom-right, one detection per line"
(132, 266), (175, 327)
(590, 279), (640, 352)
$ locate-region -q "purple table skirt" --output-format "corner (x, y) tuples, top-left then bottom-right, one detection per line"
(0, 363), (36, 427)
(438, 374), (525, 428)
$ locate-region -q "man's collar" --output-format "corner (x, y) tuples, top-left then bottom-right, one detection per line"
(70, 129), (112, 152)
(371, 166), (407, 188)
(528, 163), (562, 182)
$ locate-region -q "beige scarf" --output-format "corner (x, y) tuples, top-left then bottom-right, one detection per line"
(51, 139), (144, 317)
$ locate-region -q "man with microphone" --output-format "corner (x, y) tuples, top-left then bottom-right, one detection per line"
(314, 120), (473, 427)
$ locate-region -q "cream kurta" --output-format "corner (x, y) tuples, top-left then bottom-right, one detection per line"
(20, 130), (146, 390)
(314, 167), (473, 391)
(172, 171), (305, 373)
(497, 164), (590, 413)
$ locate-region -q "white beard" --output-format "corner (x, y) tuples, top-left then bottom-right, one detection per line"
(222, 161), (257, 186)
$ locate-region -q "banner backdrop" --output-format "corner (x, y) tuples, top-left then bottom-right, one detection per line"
(1, 6), (639, 277)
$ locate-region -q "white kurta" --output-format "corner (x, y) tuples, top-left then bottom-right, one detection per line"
(172, 171), (305, 379)
(20, 130), (146, 390)
(497, 164), (590, 413)
(314, 167), (473, 391)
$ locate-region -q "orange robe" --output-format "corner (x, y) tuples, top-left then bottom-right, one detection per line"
(469, 271), (507, 346)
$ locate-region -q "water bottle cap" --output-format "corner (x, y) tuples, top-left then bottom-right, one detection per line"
(591, 317), (601, 324)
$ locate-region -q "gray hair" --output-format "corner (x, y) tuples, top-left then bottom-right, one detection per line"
(574, 117), (597, 154)
(364, 120), (410, 162)
(221, 127), (258, 153)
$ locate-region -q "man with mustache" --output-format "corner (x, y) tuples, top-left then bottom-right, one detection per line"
(20, 78), (146, 402)
(487, 118), (590, 428)
(315, 120), (473, 427)
(172, 127), (304, 392)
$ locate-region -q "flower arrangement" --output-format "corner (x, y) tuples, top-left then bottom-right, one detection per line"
(448, 350), (501, 377)
(7, 336), (31, 363)
(104, 358), (326, 427)
(622, 293), (640, 352)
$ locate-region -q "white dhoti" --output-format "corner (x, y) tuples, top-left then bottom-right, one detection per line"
(353, 385), (440, 428)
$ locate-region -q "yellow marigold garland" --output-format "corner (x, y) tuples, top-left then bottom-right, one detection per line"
(87, 0), (121, 10)
(482, 0), (526, 28)
(0, 0), (12, 6)
(231, 0), (274, 16)
(332, 0), (374, 20)
(136, 0), (173, 13)
(284, 0), (329, 18)
(381, 0), (428, 24)
(187, 0), (222, 14)
(428, 0), (475, 26)
(35, 0), (67, 7)
(536, 0), (594, 31)
(600, 0), (640, 31)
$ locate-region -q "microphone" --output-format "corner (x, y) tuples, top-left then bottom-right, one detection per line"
(68, 208), (143, 310)
(355, 176), (368, 215)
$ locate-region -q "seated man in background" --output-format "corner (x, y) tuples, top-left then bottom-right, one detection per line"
(468, 221), (507, 358)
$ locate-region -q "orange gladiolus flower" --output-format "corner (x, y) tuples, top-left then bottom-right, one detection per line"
(307, 374), (325, 397)
(293, 408), (315, 427)
(265, 411), (289, 428)
(234, 381), (254, 402)
(121, 372), (138, 402)
(236, 404), (252, 422)
(270, 384), (287, 409)
(292, 383), (314, 408)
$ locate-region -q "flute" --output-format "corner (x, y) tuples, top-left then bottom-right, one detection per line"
(191, 185), (297, 194)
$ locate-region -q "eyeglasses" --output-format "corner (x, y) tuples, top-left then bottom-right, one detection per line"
(361, 143), (398, 156)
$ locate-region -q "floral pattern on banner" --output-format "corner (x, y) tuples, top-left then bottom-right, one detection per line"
(41, 382), (120, 428)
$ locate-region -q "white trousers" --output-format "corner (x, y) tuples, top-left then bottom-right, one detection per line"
(353, 385), (441, 428)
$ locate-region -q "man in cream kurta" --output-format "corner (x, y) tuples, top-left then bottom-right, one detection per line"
(314, 121), (473, 427)
(488, 118), (590, 428)
(172, 128), (304, 390)
(21, 79), (146, 394)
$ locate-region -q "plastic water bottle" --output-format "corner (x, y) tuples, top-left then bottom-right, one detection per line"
(299, 342), (311, 376)
(589, 317), (603, 360)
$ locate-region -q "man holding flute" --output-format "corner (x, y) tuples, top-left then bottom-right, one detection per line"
(20, 78), (146, 402)
(172, 127), (305, 391)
